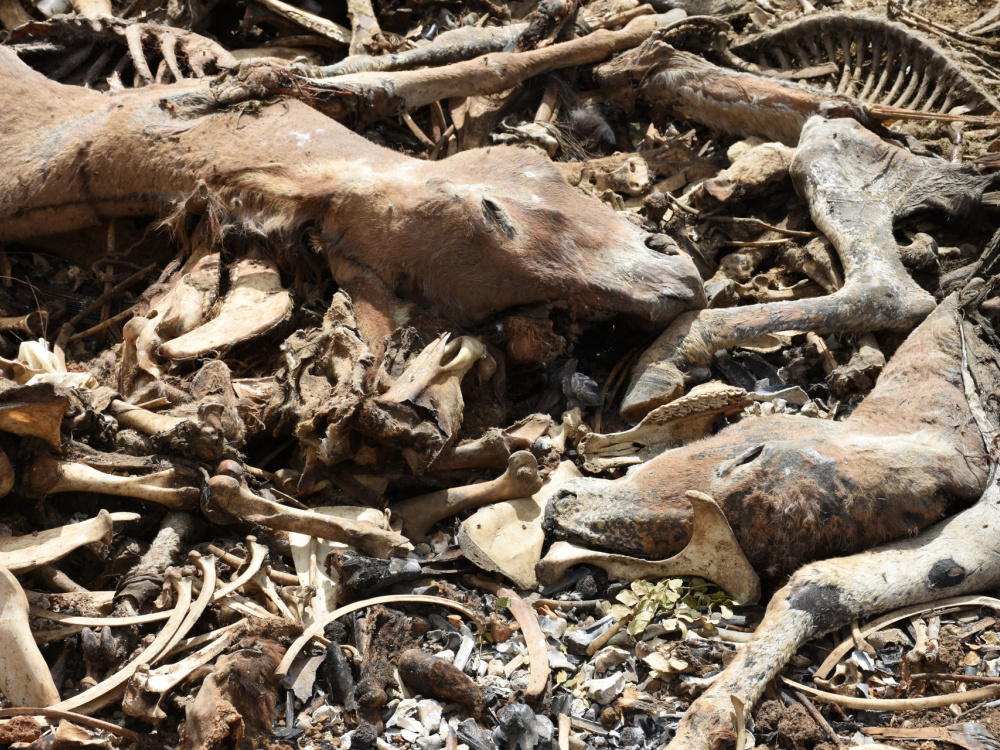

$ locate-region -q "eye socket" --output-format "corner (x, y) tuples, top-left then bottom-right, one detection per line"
(481, 197), (517, 240)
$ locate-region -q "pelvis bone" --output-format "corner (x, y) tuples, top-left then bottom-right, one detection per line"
(545, 295), (988, 579)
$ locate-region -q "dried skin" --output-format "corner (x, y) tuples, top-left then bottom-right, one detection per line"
(398, 649), (484, 717)
(179, 640), (285, 750)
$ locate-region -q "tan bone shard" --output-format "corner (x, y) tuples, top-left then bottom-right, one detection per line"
(580, 382), (751, 473)
(536, 491), (760, 604)
(0, 381), (72, 449)
(459, 460), (581, 589)
(0, 510), (139, 574)
(160, 257), (293, 360)
(358, 334), (489, 473)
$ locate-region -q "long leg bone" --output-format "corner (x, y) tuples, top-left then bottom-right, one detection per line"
(621, 116), (991, 420)
(22, 452), (201, 509)
(0, 510), (139, 574)
(0, 566), (61, 707)
(206, 475), (412, 558)
(546, 295), (987, 579)
(665, 478), (1000, 750)
(391, 450), (543, 541)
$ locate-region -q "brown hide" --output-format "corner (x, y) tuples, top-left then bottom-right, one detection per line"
(0, 48), (704, 330)
(545, 297), (988, 578)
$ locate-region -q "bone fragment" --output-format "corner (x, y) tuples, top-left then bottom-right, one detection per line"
(459, 461), (581, 589)
(212, 538), (267, 602)
(207, 475), (411, 558)
(108, 399), (228, 461)
(253, 0), (349, 44)
(0, 311), (47, 336)
(537, 491), (760, 604)
(358, 334), (489, 473)
(0, 382), (70, 448)
(498, 588), (549, 700)
(435, 414), (553, 471)
(289, 506), (394, 622)
(0, 566), (61, 707)
(159, 258), (293, 361)
(123, 629), (237, 724)
(23, 453), (200, 509)
(392, 450), (543, 541)
(0, 510), (138, 574)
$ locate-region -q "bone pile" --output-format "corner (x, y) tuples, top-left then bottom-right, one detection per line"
(4, 0), (1000, 748)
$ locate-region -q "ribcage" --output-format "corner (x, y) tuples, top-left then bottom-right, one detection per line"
(728, 11), (1000, 115)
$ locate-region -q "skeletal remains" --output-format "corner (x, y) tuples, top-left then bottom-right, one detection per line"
(2, 1), (1000, 748)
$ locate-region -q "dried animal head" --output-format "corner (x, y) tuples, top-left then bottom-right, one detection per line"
(546, 297), (987, 578)
(0, 48), (705, 341)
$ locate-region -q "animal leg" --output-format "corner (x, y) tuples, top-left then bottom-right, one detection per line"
(621, 116), (991, 420)
(664, 479), (1000, 750)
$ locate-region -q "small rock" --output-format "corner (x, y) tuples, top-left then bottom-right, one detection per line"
(488, 659), (506, 677)
(592, 647), (629, 675)
(417, 699), (443, 732)
(585, 672), (626, 704)
(620, 726), (646, 747)
(537, 614), (567, 639)
(565, 615), (616, 654)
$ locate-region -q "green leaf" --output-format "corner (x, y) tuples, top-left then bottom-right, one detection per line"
(627, 599), (659, 638)
(616, 590), (640, 607)
(632, 580), (654, 597)
(720, 605), (734, 620)
(495, 596), (511, 610)
(609, 604), (632, 619)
